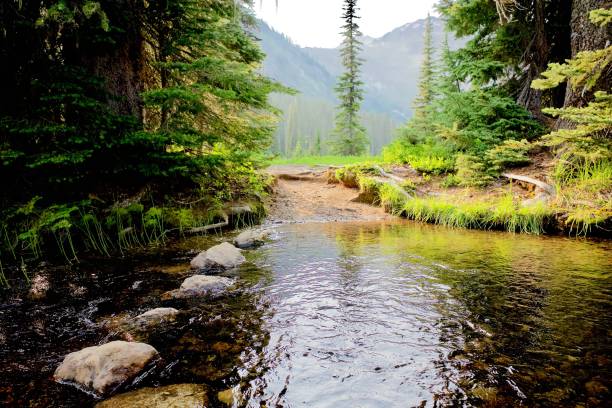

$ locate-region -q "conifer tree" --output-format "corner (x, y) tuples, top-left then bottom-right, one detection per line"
(330, 0), (369, 156)
(436, 33), (460, 99)
(399, 13), (437, 143)
(531, 8), (612, 162)
(413, 14), (437, 138)
(413, 14), (436, 119)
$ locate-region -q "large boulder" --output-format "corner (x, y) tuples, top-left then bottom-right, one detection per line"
(190, 242), (245, 270)
(233, 229), (270, 249)
(54, 341), (158, 396)
(162, 275), (233, 300)
(96, 384), (208, 408)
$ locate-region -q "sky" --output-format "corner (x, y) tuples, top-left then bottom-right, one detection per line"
(255, 0), (439, 48)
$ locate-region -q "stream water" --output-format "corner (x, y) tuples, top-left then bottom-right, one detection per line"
(0, 220), (610, 407)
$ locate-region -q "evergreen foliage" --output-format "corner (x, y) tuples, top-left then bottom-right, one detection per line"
(0, 0), (281, 264)
(409, 14), (436, 138)
(330, 0), (369, 156)
(532, 8), (612, 162)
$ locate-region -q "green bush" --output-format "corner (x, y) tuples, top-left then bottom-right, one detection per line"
(486, 139), (532, 170)
(455, 154), (495, 187)
(441, 174), (460, 188)
(382, 140), (455, 174)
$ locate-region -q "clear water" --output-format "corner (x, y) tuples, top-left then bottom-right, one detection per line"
(0, 220), (610, 407)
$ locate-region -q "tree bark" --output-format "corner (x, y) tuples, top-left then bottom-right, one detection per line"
(559, 0), (610, 118)
(79, 0), (147, 121)
(517, 0), (550, 122)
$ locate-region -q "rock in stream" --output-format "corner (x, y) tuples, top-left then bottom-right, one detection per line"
(190, 242), (245, 270)
(54, 340), (159, 396)
(96, 383), (208, 408)
(234, 229), (270, 249)
(162, 275), (234, 300)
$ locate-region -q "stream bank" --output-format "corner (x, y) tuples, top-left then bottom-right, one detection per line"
(267, 163), (611, 237)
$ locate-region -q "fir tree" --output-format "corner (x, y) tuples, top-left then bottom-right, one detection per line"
(330, 0), (369, 156)
(436, 33), (460, 99)
(413, 14), (436, 120)
(398, 13), (437, 143)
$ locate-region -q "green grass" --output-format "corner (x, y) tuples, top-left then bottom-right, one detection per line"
(400, 195), (553, 234)
(552, 159), (612, 235)
(269, 155), (380, 166)
(382, 140), (455, 174)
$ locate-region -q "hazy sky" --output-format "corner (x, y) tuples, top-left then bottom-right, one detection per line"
(255, 0), (439, 48)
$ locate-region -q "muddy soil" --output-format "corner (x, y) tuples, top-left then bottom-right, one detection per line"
(265, 165), (391, 223)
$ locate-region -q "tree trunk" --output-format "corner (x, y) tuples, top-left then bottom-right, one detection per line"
(517, 0), (549, 122)
(79, 0), (147, 121)
(559, 0), (610, 118)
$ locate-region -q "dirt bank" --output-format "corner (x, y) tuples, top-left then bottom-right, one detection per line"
(265, 165), (391, 223)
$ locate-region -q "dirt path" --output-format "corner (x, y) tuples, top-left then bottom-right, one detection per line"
(265, 165), (391, 223)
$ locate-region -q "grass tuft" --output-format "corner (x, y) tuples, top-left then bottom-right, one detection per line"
(399, 195), (553, 234)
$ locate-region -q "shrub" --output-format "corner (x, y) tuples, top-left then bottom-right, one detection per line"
(486, 139), (532, 170)
(441, 174), (460, 188)
(382, 140), (455, 174)
(455, 154), (495, 187)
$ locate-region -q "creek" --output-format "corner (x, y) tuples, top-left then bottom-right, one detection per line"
(0, 220), (610, 407)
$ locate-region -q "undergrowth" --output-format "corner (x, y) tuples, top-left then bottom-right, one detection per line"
(270, 155), (380, 166)
(551, 159), (612, 235)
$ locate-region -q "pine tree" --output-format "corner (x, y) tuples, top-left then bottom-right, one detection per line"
(314, 131), (322, 156)
(436, 33), (460, 99)
(330, 0), (369, 156)
(399, 13), (437, 143)
(413, 14), (436, 120)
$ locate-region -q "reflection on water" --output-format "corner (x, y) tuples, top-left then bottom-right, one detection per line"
(241, 221), (612, 407)
(0, 220), (610, 407)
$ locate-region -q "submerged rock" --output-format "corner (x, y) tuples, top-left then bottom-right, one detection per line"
(54, 341), (158, 396)
(96, 383), (208, 408)
(234, 229), (270, 249)
(28, 274), (50, 300)
(190, 242), (245, 270)
(162, 275), (233, 300)
(134, 307), (179, 326)
(217, 388), (235, 406)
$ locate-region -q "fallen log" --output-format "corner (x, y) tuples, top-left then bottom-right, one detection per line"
(186, 213), (229, 234)
(502, 173), (555, 196)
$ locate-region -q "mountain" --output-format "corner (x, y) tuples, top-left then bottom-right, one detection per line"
(256, 22), (336, 101)
(304, 17), (462, 120)
(255, 17), (463, 155)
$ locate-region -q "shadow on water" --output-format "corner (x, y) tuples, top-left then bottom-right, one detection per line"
(0, 237), (273, 408)
(0, 220), (610, 407)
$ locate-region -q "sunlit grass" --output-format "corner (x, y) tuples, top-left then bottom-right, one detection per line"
(269, 155), (381, 166)
(399, 195), (552, 234)
(551, 159), (612, 235)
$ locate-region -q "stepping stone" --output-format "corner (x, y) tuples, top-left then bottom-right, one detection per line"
(234, 229), (270, 249)
(54, 341), (158, 396)
(190, 242), (245, 270)
(162, 275), (233, 300)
